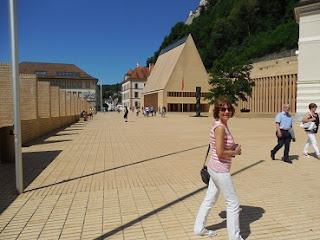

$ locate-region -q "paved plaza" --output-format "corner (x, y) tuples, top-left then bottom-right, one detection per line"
(0, 112), (319, 240)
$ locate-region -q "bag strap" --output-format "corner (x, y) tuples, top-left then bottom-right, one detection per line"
(203, 144), (210, 167)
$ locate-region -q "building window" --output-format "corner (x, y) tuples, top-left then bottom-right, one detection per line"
(86, 82), (90, 88)
(78, 81), (82, 88)
(135, 83), (138, 89)
(34, 71), (47, 76)
(67, 81), (71, 88)
(135, 92), (138, 98)
(78, 92), (82, 97)
(167, 91), (208, 97)
(56, 72), (80, 77)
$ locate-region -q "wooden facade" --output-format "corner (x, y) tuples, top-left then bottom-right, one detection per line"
(236, 56), (298, 114)
(238, 74), (297, 113)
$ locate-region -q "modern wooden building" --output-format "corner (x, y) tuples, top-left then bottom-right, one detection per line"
(141, 34), (211, 112)
(237, 55), (298, 114)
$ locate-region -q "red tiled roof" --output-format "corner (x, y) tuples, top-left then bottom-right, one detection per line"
(123, 64), (154, 83)
(19, 62), (98, 80)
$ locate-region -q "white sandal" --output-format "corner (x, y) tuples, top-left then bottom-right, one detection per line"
(198, 228), (217, 237)
(303, 153), (310, 158)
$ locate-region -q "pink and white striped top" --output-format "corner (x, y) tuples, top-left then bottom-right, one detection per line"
(208, 121), (234, 173)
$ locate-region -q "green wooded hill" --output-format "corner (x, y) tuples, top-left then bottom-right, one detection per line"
(146, 0), (299, 70)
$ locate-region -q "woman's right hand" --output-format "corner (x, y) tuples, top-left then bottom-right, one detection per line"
(235, 145), (242, 155)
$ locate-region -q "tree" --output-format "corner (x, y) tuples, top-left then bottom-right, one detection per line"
(146, 0), (298, 70)
(205, 50), (255, 105)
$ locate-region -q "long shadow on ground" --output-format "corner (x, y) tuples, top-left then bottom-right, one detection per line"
(0, 150), (62, 214)
(22, 122), (86, 147)
(23, 145), (209, 193)
(94, 160), (265, 239)
(0, 122), (85, 214)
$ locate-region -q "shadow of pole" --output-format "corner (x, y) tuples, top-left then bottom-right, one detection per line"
(0, 150), (62, 214)
(23, 145), (208, 193)
(95, 160), (265, 239)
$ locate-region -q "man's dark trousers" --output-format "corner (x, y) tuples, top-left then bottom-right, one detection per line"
(271, 130), (292, 160)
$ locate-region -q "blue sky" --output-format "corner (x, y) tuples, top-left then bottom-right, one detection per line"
(0, 0), (199, 84)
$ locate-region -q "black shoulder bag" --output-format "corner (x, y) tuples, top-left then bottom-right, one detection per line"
(200, 144), (211, 185)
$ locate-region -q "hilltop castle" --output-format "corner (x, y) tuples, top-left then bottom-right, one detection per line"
(185, 0), (207, 25)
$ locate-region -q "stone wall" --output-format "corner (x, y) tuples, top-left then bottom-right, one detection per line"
(0, 63), (92, 144)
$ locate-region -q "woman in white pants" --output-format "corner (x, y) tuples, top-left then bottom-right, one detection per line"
(302, 103), (320, 159)
(194, 98), (243, 240)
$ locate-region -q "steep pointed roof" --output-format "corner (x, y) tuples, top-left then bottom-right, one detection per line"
(142, 37), (187, 94)
(143, 34), (209, 96)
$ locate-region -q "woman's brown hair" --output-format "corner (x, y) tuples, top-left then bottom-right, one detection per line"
(213, 97), (235, 120)
(309, 103), (317, 110)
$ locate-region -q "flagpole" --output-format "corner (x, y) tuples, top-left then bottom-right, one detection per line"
(9, 0), (23, 194)
(182, 74), (184, 113)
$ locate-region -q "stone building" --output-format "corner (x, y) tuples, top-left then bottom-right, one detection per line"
(121, 63), (153, 108)
(19, 62), (99, 108)
(294, 0), (320, 120)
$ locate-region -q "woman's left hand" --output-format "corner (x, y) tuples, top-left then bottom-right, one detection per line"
(235, 145), (242, 156)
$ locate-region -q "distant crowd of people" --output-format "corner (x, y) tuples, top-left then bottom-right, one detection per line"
(120, 106), (167, 122)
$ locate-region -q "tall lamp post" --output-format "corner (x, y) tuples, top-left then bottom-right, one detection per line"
(100, 80), (103, 112)
(9, 0), (23, 193)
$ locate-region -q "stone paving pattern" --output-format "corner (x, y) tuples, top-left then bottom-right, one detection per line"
(0, 112), (319, 239)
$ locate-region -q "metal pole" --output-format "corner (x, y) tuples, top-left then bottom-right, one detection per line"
(100, 80), (103, 112)
(182, 74), (184, 113)
(9, 0), (23, 194)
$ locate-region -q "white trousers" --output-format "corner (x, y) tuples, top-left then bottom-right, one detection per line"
(194, 168), (243, 240)
(303, 132), (320, 156)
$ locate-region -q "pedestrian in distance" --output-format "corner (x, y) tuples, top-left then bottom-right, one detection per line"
(89, 107), (93, 120)
(124, 106), (128, 122)
(194, 97), (244, 240)
(302, 103), (320, 159)
(161, 106), (166, 117)
(270, 103), (294, 164)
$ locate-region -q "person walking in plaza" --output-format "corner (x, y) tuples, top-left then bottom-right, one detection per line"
(194, 97), (243, 240)
(124, 106), (128, 122)
(302, 103), (320, 159)
(270, 104), (294, 164)
(89, 107), (93, 120)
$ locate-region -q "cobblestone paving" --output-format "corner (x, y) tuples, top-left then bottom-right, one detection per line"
(0, 112), (319, 239)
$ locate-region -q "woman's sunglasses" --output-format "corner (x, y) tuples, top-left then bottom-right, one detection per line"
(220, 107), (232, 112)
